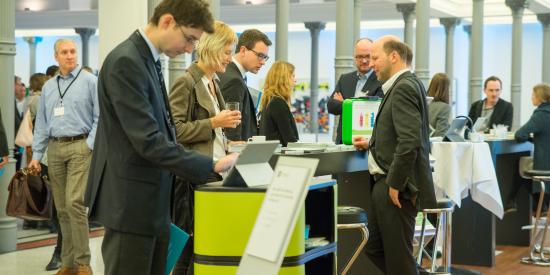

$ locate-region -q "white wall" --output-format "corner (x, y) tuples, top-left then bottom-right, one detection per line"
(13, 22), (545, 126)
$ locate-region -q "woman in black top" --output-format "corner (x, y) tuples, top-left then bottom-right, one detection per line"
(258, 61), (298, 146)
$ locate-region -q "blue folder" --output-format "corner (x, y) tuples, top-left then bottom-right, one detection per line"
(165, 223), (190, 275)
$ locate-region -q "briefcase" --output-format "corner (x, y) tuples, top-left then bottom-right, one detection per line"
(6, 168), (52, 221)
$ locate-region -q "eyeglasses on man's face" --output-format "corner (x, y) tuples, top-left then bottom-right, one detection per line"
(354, 55), (370, 61)
(179, 27), (199, 46)
(247, 47), (269, 61)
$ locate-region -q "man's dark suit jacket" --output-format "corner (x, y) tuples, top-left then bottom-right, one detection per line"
(369, 71), (436, 210)
(218, 62), (257, 141)
(0, 109), (9, 157)
(14, 101), (23, 138)
(327, 70), (383, 144)
(468, 98), (513, 130)
(85, 30), (213, 236)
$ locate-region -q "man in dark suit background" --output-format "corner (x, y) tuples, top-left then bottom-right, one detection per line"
(0, 109), (8, 170)
(353, 36), (436, 275)
(14, 76), (26, 171)
(327, 38), (383, 144)
(468, 75), (513, 132)
(85, 1), (237, 274)
(218, 29), (272, 141)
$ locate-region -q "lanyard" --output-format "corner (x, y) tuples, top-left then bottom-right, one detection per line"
(57, 69), (82, 104)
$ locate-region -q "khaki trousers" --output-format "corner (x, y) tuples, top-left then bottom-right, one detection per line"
(48, 139), (92, 267)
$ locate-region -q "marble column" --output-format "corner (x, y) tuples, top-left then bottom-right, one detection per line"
(538, 14), (550, 83)
(469, 0), (484, 106)
(75, 28), (95, 67)
(305, 22), (326, 136)
(207, 0), (220, 19)
(354, 0), (362, 42)
(415, 0), (430, 88)
(440, 18), (461, 112)
(335, 0), (355, 82)
(276, 0), (289, 61)
(0, 0), (18, 253)
(23, 37), (42, 75)
(506, 0), (529, 129)
(396, 3), (416, 47)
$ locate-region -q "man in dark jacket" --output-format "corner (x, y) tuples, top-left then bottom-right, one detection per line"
(469, 76), (513, 132)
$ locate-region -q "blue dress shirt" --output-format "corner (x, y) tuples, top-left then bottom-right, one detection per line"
(32, 66), (99, 161)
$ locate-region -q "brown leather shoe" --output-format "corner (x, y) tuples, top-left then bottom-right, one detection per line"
(75, 265), (93, 275)
(54, 267), (75, 275)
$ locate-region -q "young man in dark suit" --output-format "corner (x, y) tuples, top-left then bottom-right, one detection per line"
(353, 36), (436, 275)
(218, 29), (272, 141)
(85, 1), (238, 274)
(327, 38), (383, 144)
(468, 76), (514, 132)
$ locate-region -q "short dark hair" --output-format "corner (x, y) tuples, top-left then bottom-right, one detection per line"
(235, 29), (272, 54)
(382, 40), (409, 62)
(484, 75), (502, 90)
(29, 73), (48, 91)
(149, 0), (214, 34)
(427, 73), (450, 104)
(46, 65), (59, 77)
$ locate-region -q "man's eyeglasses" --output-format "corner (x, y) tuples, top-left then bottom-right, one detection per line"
(179, 27), (198, 46)
(247, 48), (269, 61)
(355, 55), (370, 61)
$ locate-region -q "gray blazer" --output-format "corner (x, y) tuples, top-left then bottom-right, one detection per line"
(85, 30), (213, 236)
(428, 101), (451, 137)
(369, 71), (436, 210)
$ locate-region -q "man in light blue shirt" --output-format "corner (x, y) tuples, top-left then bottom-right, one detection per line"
(29, 38), (98, 275)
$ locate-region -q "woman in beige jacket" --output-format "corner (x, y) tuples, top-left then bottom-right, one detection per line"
(168, 21), (241, 275)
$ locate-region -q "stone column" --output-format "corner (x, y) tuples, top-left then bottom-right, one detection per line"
(440, 18), (461, 112)
(396, 3), (416, 47)
(276, 0), (289, 61)
(23, 37), (42, 75)
(354, 0), (362, 42)
(168, 55), (186, 92)
(470, 0), (484, 106)
(75, 28), (96, 67)
(538, 14), (550, 83)
(305, 22), (326, 136)
(335, 0), (355, 82)
(0, 0), (18, 253)
(415, 0), (430, 88)
(506, 0), (529, 129)
(207, 0), (220, 19)
(463, 24), (472, 109)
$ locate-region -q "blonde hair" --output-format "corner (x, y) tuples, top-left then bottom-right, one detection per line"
(259, 61), (295, 112)
(533, 83), (550, 103)
(196, 21), (237, 68)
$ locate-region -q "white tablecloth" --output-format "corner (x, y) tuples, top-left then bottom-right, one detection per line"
(431, 142), (504, 219)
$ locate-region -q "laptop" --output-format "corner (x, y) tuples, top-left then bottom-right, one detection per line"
(222, 141), (280, 187)
(472, 117), (487, 132)
(443, 117), (468, 142)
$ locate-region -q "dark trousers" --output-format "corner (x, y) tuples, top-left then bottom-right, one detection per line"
(365, 177), (419, 275)
(102, 227), (170, 275)
(173, 235), (194, 275)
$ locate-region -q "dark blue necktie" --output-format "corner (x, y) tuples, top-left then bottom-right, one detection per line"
(154, 59), (175, 138)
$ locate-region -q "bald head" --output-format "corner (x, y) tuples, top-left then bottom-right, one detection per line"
(353, 38), (374, 74)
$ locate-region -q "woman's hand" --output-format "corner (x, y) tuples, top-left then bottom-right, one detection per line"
(210, 110), (241, 129)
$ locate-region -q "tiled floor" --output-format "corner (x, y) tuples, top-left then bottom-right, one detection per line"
(0, 236), (105, 275)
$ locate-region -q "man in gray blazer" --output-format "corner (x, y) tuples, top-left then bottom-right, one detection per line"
(85, 1), (237, 274)
(353, 37), (436, 275)
(327, 38), (383, 144)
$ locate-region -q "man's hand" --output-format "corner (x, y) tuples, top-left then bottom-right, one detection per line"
(28, 159), (41, 173)
(214, 153), (239, 173)
(332, 92), (344, 102)
(0, 156), (8, 169)
(389, 186), (401, 208)
(352, 136), (369, 150)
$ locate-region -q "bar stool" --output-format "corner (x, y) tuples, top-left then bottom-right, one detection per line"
(337, 206), (368, 275)
(521, 169), (550, 266)
(417, 199), (454, 274)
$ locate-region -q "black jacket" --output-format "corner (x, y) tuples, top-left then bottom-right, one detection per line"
(369, 71), (436, 210)
(515, 102), (550, 170)
(218, 62), (258, 141)
(85, 30), (213, 236)
(259, 97), (299, 147)
(468, 98), (513, 131)
(327, 70), (383, 144)
(0, 109), (8, 157)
